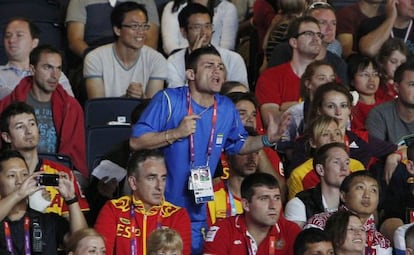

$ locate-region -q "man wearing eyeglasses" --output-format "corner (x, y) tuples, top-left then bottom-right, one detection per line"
(166, 3), (248, 89)
(256, 16), (322, 128)
(84, 2), (167, 99)
(265, 4), (349, 86)
(358, 0), (414, 57)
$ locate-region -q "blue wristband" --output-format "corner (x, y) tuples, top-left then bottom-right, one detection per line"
(262, 135), (276, 147)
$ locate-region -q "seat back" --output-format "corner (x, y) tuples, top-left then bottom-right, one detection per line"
(86, 125), (131, 172)
(84, 97), (141, 128)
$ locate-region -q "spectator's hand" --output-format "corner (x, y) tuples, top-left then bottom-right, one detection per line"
(56, 172), (76, 201)
(266, 111), (291, 144)
(97, 177), (118, 198)
(385, 0), (398, 20)
(175, 114), (201, 138)
(384, 152), (401, 185)
(126, 82), (144, 98)
(190, 33), (208, 51)
(17, 171), (43, 199)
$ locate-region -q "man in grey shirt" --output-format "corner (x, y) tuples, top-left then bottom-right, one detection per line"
(366, 60), (414, 146)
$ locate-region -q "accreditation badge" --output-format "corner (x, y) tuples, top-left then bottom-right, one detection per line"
(190, 166), (214, 204)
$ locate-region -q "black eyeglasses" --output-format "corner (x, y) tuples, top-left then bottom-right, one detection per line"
(121, 23), (150, 31)
(296, 30), (324, 39)
(307, 1), (332, 10)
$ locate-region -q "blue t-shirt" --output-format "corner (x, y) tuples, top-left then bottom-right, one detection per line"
(132, 87), (247, 222)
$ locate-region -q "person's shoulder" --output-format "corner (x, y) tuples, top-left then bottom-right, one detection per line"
(163, 86), (188, 98)
(40, 158), (72, 174)
(361, 14), (387, 27)
(326, 51), (346, 65)
(336, 3), (358, 15)
(371, 100), (395, 113)
(161, 200), (189, 216)
(278, 214), (301, 230)
(210, 214), (241, 231)
(293, 158), (313, 171)
(305, 211), (331, 229)
(87, 43), (113, 57)
(216, 93), (236, 107)
(216, 0), (236, 10)
(142, 45), (166, 58)
(260, 64), (284, 78)
(216, 46), (243, 60)
(213, 179), (226, 191)
(167, 48), (186, 62)
(108, 195), (132, 209)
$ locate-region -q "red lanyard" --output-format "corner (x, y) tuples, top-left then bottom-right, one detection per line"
(186, 91), (217, 166)
(4, 216), (31, 255)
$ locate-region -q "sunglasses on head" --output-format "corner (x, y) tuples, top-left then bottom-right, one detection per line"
(307, 1), (332, 10)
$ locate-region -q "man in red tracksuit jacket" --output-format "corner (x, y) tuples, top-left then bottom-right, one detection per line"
(204, 172), (301, 255)
(95, 149), (192, 255)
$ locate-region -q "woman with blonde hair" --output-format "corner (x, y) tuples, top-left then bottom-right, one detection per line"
(147, 228), (183, 255)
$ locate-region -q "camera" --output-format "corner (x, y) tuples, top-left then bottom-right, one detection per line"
(37, 173), (59, 186)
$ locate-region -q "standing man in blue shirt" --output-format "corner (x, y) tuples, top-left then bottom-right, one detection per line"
(130, 46), (289, 254)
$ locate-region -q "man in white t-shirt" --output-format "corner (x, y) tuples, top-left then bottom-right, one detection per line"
(84, 2), (167, 99)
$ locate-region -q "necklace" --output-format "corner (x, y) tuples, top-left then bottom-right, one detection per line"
(197, 105), (211, 117)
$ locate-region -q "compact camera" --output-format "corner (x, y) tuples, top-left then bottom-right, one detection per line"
(37, 173), (59, 186)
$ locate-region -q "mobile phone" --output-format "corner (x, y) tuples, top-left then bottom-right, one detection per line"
(37, 173), (59, 186)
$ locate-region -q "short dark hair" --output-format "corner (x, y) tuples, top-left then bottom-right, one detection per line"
(4, 17), (40, 39)
(29, 44), (62, 66)
(0, 102), (37, 133)
(185, 46), (221, 70)
(293, 228), (331, 255)
(178, 3), (212, 30)
(313, 142), (348, 170)
(286, 16), (320, 39)
(347, 54), (379, 90)
(394, 58), (414, 84)
(241, 172), (279, 201)
(340, 170), (377, 193)
(226, 92), (258, 109)
(0, 150), (27, 173)
(325, 210), (360, 251)
(127, 149), (165, 176)
(111, 1), (148, 29)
